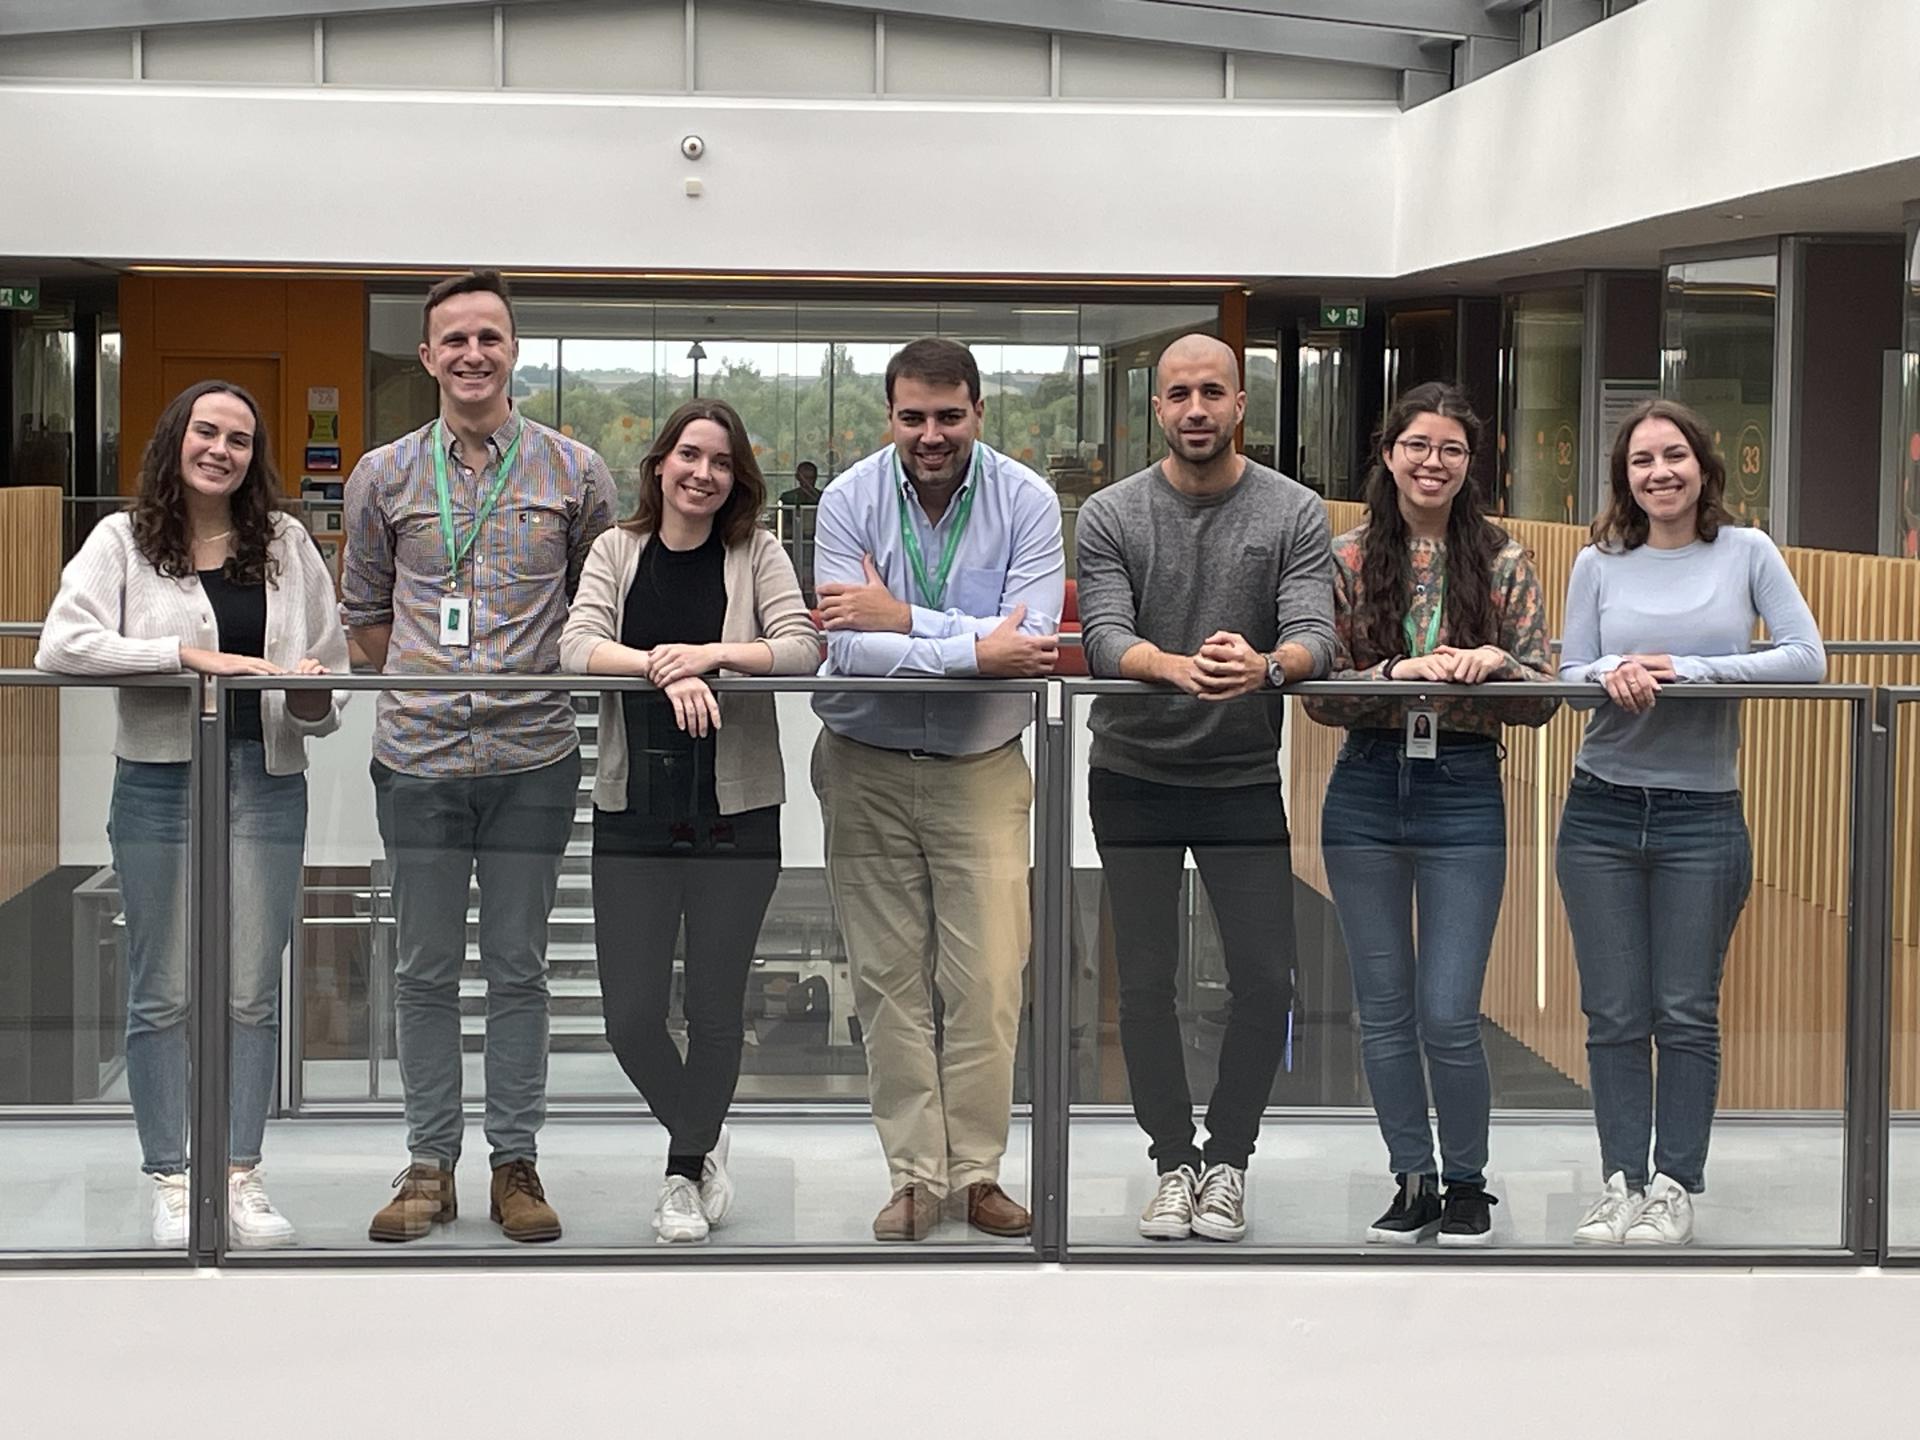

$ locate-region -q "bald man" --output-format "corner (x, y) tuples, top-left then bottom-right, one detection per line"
(1074, 332), (1335, 1243)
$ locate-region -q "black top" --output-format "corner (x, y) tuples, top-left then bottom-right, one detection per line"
(198, 567), (267, 742)
(617, 530), (727, 818)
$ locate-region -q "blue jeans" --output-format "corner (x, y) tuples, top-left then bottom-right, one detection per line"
(108, 742), (307, 1175)
(1556, 768), (1752, 1194)
(1321, 735), (1505, 1185)
(371, 752), (579, 1170)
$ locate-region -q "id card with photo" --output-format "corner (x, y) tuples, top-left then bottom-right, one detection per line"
(439, 595), (471, 648)
(1405, 706), (1438, 760)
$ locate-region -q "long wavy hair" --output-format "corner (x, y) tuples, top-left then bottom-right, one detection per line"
(1354, 382), (1504, 664)
(623, 398), (768, 547)
(1591, 396), (1735, 551)
(129, 380), (284, 585)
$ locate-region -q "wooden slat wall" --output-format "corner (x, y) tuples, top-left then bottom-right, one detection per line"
(0, 487), (63, 907)
(1292, 501), (1920, 1111)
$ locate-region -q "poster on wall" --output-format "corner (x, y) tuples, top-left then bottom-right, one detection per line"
(1600, 380), (1659, 445)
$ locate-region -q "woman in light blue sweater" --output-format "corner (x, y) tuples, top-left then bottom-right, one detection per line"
(1557, 398), (1824, 1247)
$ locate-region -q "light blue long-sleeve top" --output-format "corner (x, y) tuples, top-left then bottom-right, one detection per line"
(1558, 526), (1826, 792)
(811, 441), (1065, 755)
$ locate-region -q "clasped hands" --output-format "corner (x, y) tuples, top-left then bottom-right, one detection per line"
(818, 553), (1058, 678)
(1389, 644), (1511, 686)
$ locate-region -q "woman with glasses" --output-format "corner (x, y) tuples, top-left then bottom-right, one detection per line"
(1303, 381), (1556, 1247)
(36, 380), (347, 1248)
(1559, 398), (1823, 1246)
(560, 398), (819, 1244)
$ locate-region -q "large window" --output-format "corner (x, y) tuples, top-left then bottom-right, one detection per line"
(1663, 253), (1778, 531)
(1500, 288), (1584, 523)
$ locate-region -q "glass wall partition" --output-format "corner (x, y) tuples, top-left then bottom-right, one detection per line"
(0, 673), (201, 1261)
(247, 673), (1049, 1258)
(1890, 690), (1920, 1255)
(367, 294), (1215, 585)
(1500, 288), (1585, 523)
(1663, 252), (1779, 531)
(1058, 678), (1867, 1256)
(1898, 223), (1920, 559)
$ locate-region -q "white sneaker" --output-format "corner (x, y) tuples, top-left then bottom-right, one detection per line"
(1624, 1173), (1695, 1246)
(1191, 1162), (1247, 1243)
(1138, 1165), (1198, 1240)
(653, 1174), (710, 1244)
(227, 1167), (296, 1247)
(149, 1172), (188, 1247)
(1573, 1170), (1646, 1245)
(698, 1124), (734, 1227)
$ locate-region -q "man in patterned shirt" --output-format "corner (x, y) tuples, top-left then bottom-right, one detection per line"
(343, 270), (614, 1243)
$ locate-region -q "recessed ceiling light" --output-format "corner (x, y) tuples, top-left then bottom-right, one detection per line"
(1718, 211), (1749, 220)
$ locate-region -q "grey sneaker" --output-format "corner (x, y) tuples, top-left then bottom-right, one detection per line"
(1138, 1165), (1198, 1240)
(1191, 1162), (1247, 1243)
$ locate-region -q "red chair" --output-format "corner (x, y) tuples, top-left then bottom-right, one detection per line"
(1054, 577), (1088, 676)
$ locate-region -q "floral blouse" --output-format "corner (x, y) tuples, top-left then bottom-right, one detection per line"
(1300, 523), (1558, 737)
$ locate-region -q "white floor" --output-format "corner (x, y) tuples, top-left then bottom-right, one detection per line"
(8, 1112), (1919, 1255)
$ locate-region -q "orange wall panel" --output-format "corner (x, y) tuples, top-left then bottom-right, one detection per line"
(118, 276), (368, 497)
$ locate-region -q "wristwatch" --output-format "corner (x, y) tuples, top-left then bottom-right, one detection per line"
(1265, 652), (1287, 689)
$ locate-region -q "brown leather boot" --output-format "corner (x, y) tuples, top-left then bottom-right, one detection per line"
(872, 1183), (940, 1242)
(368, 1162), (456, 1242)
(490, 1159), (562, 1243)
(959, 1182), (1031, 1237)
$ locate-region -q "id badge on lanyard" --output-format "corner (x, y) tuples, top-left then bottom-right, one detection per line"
(439, 595), (472, 648)
(433, 418), (521, 652)
(1403, 568), (1443, 759)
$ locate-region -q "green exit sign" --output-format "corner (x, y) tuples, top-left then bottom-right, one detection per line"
(0, 284), (40, 311)
(1318, 300), (1363, 329)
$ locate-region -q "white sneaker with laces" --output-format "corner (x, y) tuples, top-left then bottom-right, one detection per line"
(1138, 1165), (1198, 1240)
(1191, 1162), (1247, 1243)
(1624, 1173), (1694, 1246)
(1573, 1171), (1645, 1245)
(149, 1172), (188, 1248)
(654, 1174), (710, 1243)
(227, 1167), (296, 1247)
(699, 1123), (734, 1227)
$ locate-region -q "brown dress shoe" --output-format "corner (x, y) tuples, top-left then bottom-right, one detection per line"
(490, 1159), (562, 1243)
(368, 1162), (457, 1242)
(961, 1182), (1031, 1237)
(872, 1184), (940, 1242)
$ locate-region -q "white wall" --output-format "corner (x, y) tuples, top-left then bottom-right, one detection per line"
(1394, 0), (1920, 274)
(0, 84), (1399, 278)
(4, 1265), (1918, 1437)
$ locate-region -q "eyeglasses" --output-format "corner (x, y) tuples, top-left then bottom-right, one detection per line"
(1396, 436), (1471, 467)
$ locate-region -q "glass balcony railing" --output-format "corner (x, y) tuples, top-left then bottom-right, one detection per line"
(0, 665), (1911, 1268)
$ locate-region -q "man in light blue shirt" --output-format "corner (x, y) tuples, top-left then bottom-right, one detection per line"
(809, 338), (1063, 1242)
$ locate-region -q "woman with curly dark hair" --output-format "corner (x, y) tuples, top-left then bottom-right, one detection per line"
(37, 380), (348, 1248)
(1302, 381), (1556, 1248)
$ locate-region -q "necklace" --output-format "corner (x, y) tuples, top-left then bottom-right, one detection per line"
(193, 528), (233, 544)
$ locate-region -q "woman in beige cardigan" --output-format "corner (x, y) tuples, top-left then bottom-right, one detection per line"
(559, 398), (818, 1244)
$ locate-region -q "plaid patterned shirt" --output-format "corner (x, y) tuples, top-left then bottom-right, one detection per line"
(342, 409), (615, 777)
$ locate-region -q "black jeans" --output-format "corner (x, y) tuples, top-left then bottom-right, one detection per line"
(1087, 768), (1296, 1173)
(591, 805), (781, 1164)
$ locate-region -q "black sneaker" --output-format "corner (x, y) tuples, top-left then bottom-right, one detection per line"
(1438, 1183), (1498, 1248)
(1366, 1173), (1441, 1245)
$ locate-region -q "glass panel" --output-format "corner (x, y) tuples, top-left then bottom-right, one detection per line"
(1892, 695), (1920, 1252)
(263, 678), (1043, 1254)
(1243, 343), (1279, 471)
(1500, 288), (1584, 523)
(0, 676), (198, 1256)
(1899, 227), (1920, 559)
(1064, 684), (1851, 1253)
(1386, 305), (1455, 399)
(11, 320), (76, 490)
(1663, 252), (1778, 531)
(1297, 330), (1356, 498)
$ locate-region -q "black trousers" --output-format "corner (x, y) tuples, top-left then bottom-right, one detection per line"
(591, 805), (781, 1164)
(1087, 768), (1296, 1173)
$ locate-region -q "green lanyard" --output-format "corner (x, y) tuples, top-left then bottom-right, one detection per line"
(1404, 566), (1445, 656)
(893, 442), (981, 610)
(432, 418), (522, 587)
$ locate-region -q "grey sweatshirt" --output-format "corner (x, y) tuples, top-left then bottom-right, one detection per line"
(1558, 527), (1826, 792)
(1074, 459), (1336, 787)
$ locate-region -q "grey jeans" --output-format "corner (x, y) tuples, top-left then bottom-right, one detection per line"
(372, 751), (580, 1169)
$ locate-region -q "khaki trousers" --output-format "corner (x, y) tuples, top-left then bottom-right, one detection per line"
(811, 728), (1032, 1197)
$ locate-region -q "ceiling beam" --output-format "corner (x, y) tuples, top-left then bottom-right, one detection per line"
(1147, 0), (1518, 42)
(0, 0), (1455, 70)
